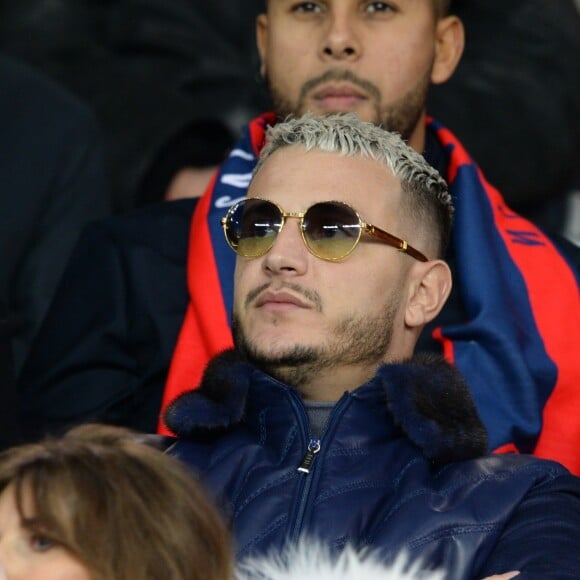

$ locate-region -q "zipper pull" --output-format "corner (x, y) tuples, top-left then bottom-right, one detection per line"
(297, 439), (321, 474)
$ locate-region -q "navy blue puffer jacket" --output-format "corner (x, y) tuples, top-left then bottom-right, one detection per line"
(166, 351), (580, 579)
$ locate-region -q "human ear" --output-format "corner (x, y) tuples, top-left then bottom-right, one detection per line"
(431, 16), (464, 85)
(404, 260), (452, 328)
(256, 14), (269, 78)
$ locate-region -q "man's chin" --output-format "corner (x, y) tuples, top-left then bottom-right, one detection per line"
(237, 340), (318, 368)
(233, 317), (319, 370)
(241, 345), (319, 388)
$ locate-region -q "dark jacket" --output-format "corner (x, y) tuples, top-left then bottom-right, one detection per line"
(167, 351), (580, 579)
(18, 199), (191, 438)
(0, 55), (109, 448)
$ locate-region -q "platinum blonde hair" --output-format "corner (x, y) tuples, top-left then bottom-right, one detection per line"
(256, 113), (453, 257)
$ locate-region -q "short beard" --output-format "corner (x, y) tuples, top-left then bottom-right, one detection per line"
(232, 299), (399, 390)
(266, 67), (431, 143)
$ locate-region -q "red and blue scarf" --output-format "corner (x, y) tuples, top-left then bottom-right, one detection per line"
(160, 113), (580, 475)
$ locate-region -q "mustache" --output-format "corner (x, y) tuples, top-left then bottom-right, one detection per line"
(299, 69), (381, 103)
(245, 282), (323, 312)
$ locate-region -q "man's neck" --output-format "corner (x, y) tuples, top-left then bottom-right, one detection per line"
(297, 364), (379, 402)
(404, 111), (428, 155)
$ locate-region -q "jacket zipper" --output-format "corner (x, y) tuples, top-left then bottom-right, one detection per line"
(297, 439), (321, 474)
(288, 392), (351, 543)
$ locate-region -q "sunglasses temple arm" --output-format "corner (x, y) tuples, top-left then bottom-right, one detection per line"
(366, 225), (428, 262)
(401, 242), (428, 262)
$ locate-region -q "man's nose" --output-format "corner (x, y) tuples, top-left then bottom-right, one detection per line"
(320, 10), (362, 61)
(262, 220), (309, 276)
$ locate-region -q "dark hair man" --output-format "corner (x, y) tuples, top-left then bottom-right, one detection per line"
(166, 113), (580, 578)
(19, 1), (580, 474)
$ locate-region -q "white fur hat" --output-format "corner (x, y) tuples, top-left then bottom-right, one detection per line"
(235, 542), (444, 580)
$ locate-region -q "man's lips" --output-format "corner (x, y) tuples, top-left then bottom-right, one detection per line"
(310, 83), (368, 108)
(254, 290), (312, 310)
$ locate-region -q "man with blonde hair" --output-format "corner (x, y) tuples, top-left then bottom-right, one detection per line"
(167, 113), (580, 578)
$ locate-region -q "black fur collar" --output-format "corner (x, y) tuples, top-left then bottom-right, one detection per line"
(164, 350), (488, 464)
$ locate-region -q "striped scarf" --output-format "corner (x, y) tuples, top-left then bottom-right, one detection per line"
(160, 113), (580, 474)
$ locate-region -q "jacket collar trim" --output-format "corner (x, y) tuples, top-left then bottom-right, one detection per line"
(164, 350), (488, 463)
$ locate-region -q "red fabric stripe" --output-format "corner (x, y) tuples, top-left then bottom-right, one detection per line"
(430, 124), (461, 375)
(493, 443), (519, 455)
(249, 112), (276, 154)
(158, 173), (233, 434)
(432, 327), (455, 363)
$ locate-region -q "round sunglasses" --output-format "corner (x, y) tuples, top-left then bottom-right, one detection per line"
(221, 198), (428, 262)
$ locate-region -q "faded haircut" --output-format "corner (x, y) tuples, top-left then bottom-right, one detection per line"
(256, 113), (453, 258)
(434, 0), (453, 17)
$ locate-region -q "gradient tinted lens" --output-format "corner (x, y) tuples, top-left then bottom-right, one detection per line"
(224, 199), (283, 257)
(302, 202), (362, 260)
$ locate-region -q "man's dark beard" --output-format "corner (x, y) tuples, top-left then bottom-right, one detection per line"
(232, 299), (398, 390)
(266, 68), (431, 143)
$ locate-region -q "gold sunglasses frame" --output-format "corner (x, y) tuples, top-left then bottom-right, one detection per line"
(221, 198), (428, 262)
